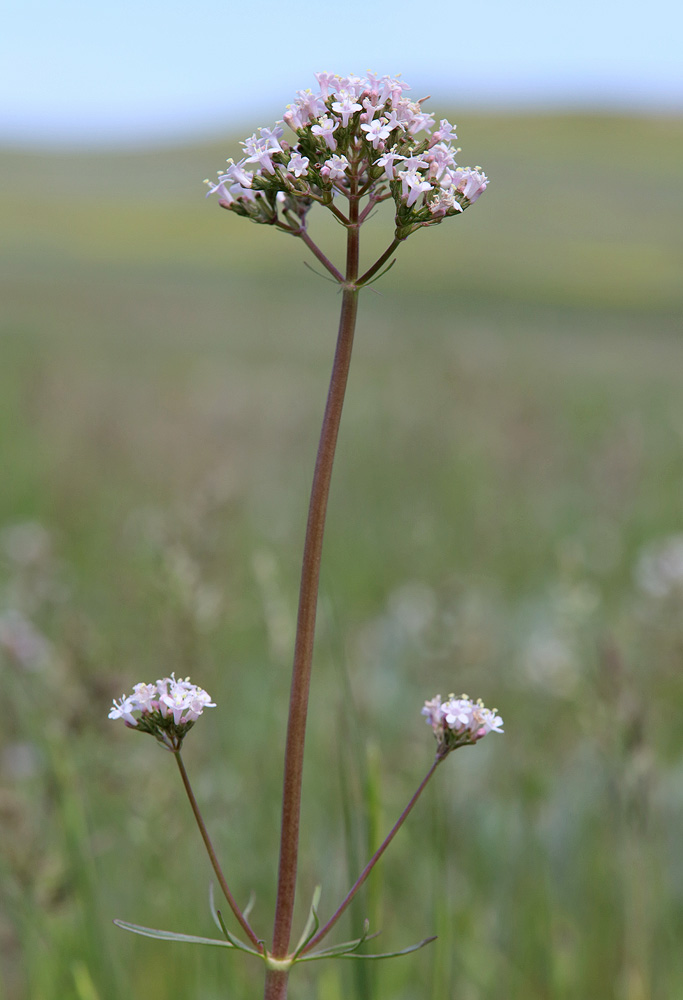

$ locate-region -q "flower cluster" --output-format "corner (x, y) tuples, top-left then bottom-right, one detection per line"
(422, 693), (503, 756)
(109, 674), (216, 751)
(205, 72), (487, 242)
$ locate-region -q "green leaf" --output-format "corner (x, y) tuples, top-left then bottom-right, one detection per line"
(206, 883), (263, 957)
(292, 885), (322, 957)
(297, 921), (378, 961)
(302, 934), (437, 962)
(243, 891), (256, 922)
(337, 935), (437, 961)
(213, 908), (263, 956)
(208, 882), (222, 932)
(113, 919), (235, 949)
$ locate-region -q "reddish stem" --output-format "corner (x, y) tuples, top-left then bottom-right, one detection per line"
(270, 187), (360, 965)
(297, 228), (345, 283)
(174, 752), (262, 950)
(264, 968), (289, 1000)
(301, 758), (441, 955)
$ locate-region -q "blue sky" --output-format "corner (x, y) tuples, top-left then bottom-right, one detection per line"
(2, 0), (681, 147)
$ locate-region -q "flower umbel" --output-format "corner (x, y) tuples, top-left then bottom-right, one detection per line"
(422, 693), (503, 757)
(205, 72), (488, 244)
(109, 674), (215, 751)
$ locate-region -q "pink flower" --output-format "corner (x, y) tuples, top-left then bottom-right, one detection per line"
(321, 154), (350, 182)
(109, 675), (216, 750)
(398, 168), (432, 207)
(422, 693), (503, 755)
(287, 153), (309, 177)
(453, 168), (488, 203)
(360, 118), (393, 149)
(331, 95), (362, 127)
(311, 116), (339, 151)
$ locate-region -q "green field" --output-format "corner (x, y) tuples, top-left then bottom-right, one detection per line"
(1, 112), (683, 1000)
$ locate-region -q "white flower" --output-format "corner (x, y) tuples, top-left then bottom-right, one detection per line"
(311, 115), (338, 151)
(322, 154), (350, 181)
(360, 118), (393, 149)
(426, 143), (458, 180)
(161, 684), (191, 724)
(376, 151), (405, 180)
(361, 96), (383, 121)
(287, 153), (309, 177)
(407, 108), (435, 135)
(109, 674), (215, 749)
(422, 692), (503, 754)
(398, 168), (432, 208)
(331, 95), (362, 127)
(421, 694), (443, 730)
(109, 695), (139, 727)
(206, 72), (487, 233)
(442, 696), (474, 730)
(432, 119), (457, 143)
(472, 704), (504, 735)
(452, 167), (488, 203)
(428, 189), (461, 218)
(295, 89), (328, 120)
(379, 108), (404, 133)
(223, 159), (253, 187)
(313, 72), (339, 100)
(241, 128), (283, 174)
(283, 105), (305, 131)
(258, 125), (284, 149)
(132, 682), (158, 711)
(339, 74), (366, 97)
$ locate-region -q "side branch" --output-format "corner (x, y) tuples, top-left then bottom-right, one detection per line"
(174, 752), (263, 950)
(301, 757), (441, 954)
(357, 237), (403, 287)
(297, 229), (345, 284)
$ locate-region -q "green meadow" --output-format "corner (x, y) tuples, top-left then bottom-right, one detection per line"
(1, 112), (683, 1000)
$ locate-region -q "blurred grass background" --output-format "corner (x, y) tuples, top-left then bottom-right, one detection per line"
(1, 111), (683, 1000)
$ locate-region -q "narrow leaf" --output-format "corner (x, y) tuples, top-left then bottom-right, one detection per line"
(302, 261), (339, 284)
(243, 891), (256, 922)
(208, 882), (222, 932)
(113, 919), (234, 949)
(292, 885), (322, 957)
(298, 930), (381, 960)
(214, 909), (263, 957)
(302, 934), (436, 962)
(338, 935), (437, 961)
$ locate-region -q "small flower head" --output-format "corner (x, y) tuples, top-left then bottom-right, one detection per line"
(422, 693), (503, 758)
(205, 72), (487, 243)
(108, 674), (216, 751)
(287, 153), (310, 178)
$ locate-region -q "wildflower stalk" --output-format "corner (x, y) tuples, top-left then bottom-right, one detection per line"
(357, 237), (403, 286)
(175, 751), (263, 951)
(269, 193), (361, 979)
(301, 757), (442, 955)
(111, 72), (497, 1000)
(295, 228), (345, 283)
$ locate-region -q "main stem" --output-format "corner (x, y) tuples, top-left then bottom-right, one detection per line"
(268, 196), (360, 987)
